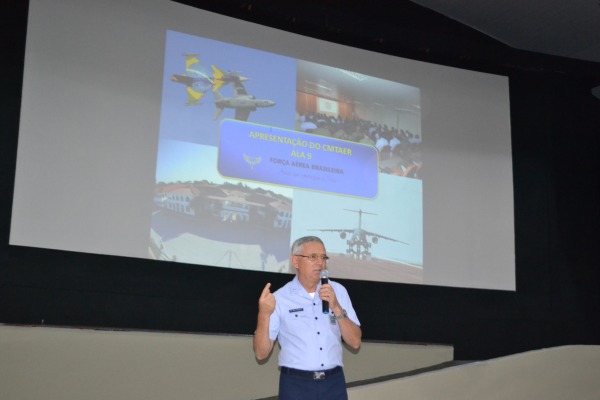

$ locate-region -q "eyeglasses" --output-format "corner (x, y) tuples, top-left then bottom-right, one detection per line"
(295, 254), (329, 262)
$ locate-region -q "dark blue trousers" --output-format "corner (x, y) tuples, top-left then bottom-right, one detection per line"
(278, 368), (348, 400)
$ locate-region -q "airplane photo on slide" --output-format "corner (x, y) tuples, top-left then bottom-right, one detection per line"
(311, 208), (408, 260)
(170, 53), (251, 106)
(291, 172), (423, 284)
(159, 30), (296, 147)
(212, 72), (275, 121)
(170, 54), (275, 121)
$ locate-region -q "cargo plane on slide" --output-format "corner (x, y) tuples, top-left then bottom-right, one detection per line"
(213, 72), (275, 121)
(312, 208), (408, 260)
(213, 73), (275, 121)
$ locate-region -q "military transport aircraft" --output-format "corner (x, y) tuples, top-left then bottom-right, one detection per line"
(312, 209), (408, 260)
(212, 74), (275, 121)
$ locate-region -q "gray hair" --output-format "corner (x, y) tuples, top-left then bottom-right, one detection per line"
(291, 236), (324, 255)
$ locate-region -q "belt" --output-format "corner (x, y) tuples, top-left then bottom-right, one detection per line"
(280, 366), (342, 380)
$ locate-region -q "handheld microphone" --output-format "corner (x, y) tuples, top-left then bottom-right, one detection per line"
(320, 269), (329, 314)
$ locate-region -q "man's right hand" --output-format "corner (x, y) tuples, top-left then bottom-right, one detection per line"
(254, 283), (276, 360)
(258, 282), (276, 316)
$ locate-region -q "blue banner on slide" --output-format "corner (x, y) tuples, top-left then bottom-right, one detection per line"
(218, 120), (378, 198)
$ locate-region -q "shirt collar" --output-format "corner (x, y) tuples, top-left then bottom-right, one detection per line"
(290, 275), (322, 298)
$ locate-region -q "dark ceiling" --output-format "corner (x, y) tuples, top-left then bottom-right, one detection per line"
(411, 0), (600, 64)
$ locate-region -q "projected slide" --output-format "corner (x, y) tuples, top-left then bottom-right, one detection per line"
(151, 31), (423, 284)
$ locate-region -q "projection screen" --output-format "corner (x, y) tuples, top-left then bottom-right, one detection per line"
(10, 0), (515, 290)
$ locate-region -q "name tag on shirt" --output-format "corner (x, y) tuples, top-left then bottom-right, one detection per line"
(289, 308), (304, 313)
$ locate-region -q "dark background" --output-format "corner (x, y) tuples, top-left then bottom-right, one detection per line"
(2, 0), (599, 360)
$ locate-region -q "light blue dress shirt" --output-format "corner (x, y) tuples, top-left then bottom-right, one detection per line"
(269, 275), (360, 371)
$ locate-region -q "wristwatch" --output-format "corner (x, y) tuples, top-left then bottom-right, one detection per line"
(333, 309), (348, 320)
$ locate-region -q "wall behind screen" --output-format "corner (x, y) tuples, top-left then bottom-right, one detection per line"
(1, 0), (599, 360)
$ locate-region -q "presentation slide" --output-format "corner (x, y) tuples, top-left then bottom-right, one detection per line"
(153, 30), (423, 283)
(11, 0), (515, 290)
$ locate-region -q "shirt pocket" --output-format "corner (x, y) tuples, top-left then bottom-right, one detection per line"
(282, 308), (314, 332)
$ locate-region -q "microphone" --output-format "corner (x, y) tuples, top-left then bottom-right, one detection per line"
(320, 269), (329, 314)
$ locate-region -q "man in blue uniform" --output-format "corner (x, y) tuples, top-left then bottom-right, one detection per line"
(253, 236), (362, 400)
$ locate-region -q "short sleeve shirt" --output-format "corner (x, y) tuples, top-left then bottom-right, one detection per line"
(269, 276), (360, 370)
